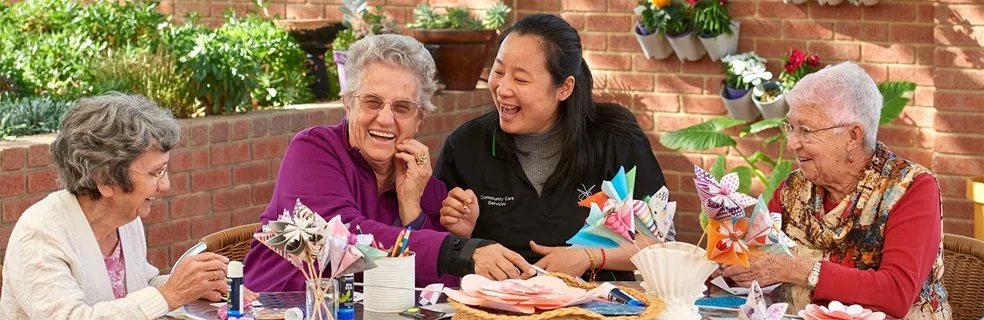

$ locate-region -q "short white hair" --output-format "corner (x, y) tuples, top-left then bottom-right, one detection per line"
(786, 61), (882, 152)
(342, 34), (438, 112)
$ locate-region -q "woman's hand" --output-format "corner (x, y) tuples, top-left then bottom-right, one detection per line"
(159, 253), (230, 310)
(394, 139), (432, 224)
(721, 254), (814, 288)
(530, 241), (592, 278)
(440, 187), (479, 238)
(473, 244), (536, 281)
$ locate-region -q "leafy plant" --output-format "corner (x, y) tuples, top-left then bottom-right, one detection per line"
(482, 2), (511, 30)
(693, 0), (733, 37)
(222, 15), (313, 108)
(722, 52), (771, 90)
(662, 2), (693, 36)
(878, 81), (917, 125)
(634, 0), (671, 35)
(90, 48), (200, 118)
(333, 1), (396, 52)
(778, 49), (821, 91)
(0, 95), (73, 139)
(409, 3), (512, 31)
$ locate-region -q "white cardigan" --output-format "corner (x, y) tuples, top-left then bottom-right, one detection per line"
(1, 190), (171, 319)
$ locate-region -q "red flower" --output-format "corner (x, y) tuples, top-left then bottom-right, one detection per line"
(790, 49), (805, 65)
(719, 0), (727, 5)
(807, 54), (820, 66)
(688, 0), (698, 6)
(784, 62), (797, 73)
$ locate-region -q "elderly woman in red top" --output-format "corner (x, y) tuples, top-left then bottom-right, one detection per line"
(722, 62), (951, 319)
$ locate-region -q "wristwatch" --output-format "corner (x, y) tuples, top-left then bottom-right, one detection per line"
(807, 261), (822, 290)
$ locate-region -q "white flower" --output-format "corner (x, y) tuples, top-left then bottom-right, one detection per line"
(742, 63), (772, 86)
(634, 5), (647, 16)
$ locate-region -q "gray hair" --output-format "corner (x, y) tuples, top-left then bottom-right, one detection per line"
(785, 61), (882, 152)
(51, 93), (181, 200)
(342, 34), (438, 113)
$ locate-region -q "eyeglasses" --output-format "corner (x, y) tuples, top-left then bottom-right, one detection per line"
(133, 163), (168, 186)
(780, 121), (849, 141)
(353, 94), (420, 120)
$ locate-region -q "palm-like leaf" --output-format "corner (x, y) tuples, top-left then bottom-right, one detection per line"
(660, 117), (746, 151)
(879, 81), (916, 125)
(764, 160), (792, 202)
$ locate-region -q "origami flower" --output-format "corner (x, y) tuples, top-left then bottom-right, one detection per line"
(798, 301), (886, 320)
(738, 281), (788, 320)
(706, 218), (751, 267)
(693, 165), (757, 221)
(637, 186), (676, 242)
(263, 199), (328, 261)
(744, 196), (794, 256)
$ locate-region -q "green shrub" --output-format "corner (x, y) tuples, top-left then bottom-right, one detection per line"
(0, 95), (73, 139)
(73, 0), (167, 50)
(91, 48), (200, 118)
(222, 15), (313, 108)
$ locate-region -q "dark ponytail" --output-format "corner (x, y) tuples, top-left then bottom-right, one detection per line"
(492, 14), (646, 189)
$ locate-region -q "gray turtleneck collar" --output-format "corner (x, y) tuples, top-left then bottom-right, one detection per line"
(513, 124), (563, 195)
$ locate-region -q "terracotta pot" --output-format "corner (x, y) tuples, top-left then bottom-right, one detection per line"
(665, 28), (706, 62)
(721, 84), (759, 122)
(752, 80), (788, 119)
(698, 21), (741, 61)
(634, 24), (673, 60)
(411, 29), (497, 91)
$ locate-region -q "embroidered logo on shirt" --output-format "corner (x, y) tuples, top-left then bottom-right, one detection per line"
(480, 194), (515, 207)
(577, 184), (596, 201)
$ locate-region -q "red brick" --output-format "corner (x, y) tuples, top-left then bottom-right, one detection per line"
(142, 200), (168, 224)
(584, 14), (632, 32)
(306, 110), (326, 127)
(252, 181), (276, 205)
(889, 24), (934, 44)
(0, 226), (13, 251)
(935, 47), (984, 68)
(936, 4), (984, 25)
(758, 0), (807, 19)
(516, 0), (561, 10)
(730, 0), (756, 18)
(858, 23), (889, 42)
(682, 95), (727, 115)
(213, 186), (252, 212)
(271, 157), (284, 175)
(808, 42), (860, 61)
(680, 58), (722, 75)
(231, 205), (267, 226)
(742, 20), (782, 38)
(634, 112), (655, 131)
(943, 217), (974, 237)
(914, 86), (934, 108)
(863, 2), (917, 22)
(607, 0), (637, 12)
(755, 39), (808, 59)
(562, 0), (605, 11)
(147, 246), (170, 270)
(252, 117), (270, 138)
(704, 76), (726, 94)
(228, 119), (249, 141)
(633, 56), (681, 73)
(782, 21), (834, 40)
(1, 148), (26, 172)
(654, 152), (704, 172)
(933, 155), (984, 175)
(917, 3), (934, 23)
(170, 192), (211, 219)
(607, 34), (639, 52)
(655, 75), (702, 94)
(633, 94), (680, 112)
(157, 0), (174, 14)
(0, 174), (26, 197)
(935, 134), (984, 155)
(170, 148), (209, 172)
(936, 69), (984, 90)
(2, 194), (43, 223)
(888, 65), (934, 87)
(27, 168), (59, 193)
(168, 240), (200, 268)
(233, 161), (271, 185)
(936, 112), (984, 134)
(190, 212), (232, 239)
(581, 33), (606, 50)
(915, 46), (934, 65)
(188, 124), (209, 147)
(917, 128), (936, 149)
(610, 74), (654, 90)
(654, 113), (704, 132)
(834, 22), (861, 40)
(146, 220), (190, 247)
(210, 3), (249, 17)
(878, 126), (916, 147)
(937, 175), (968, 198)
(174, 2), (210, 18)
(858, 63), (887, 83)
(210, 121), (230, 143)
(934, 91), (984, 111)
(895, 148), (934, 169)
(191, 168), (231, 192)
(593, 92), (633, 108)
(560, 12), (585, 30)
(289, 112), (308, 132)
(27, 144), (51, 167)
(807, 1), (861, 20)
(210, 142), (250, 166)
(934, 26), (984, 47)
(270, 115), (290, 136)
(894, 106), (935, 128)
(861, 43), (915, 64)
(286, 4), (325, 19)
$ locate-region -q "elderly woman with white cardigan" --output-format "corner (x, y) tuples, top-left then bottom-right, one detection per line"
(1, 94), (230, 319)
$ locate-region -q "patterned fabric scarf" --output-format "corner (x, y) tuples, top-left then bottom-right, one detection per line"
(779, 142), (951, 319)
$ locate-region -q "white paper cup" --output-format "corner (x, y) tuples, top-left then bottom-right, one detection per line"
(363, 252), (415, 313)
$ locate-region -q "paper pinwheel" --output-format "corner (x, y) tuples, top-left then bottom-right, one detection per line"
(745, 196), (795, 256)
(694, 165), (757, 222)
(738, 281), (788, 320)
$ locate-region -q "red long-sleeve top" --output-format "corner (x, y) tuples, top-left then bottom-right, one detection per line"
(768, 174), (941, 318)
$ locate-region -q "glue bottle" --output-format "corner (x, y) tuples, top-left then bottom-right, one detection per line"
(227, 261), (245, 317)
(337, 274), (355, 320)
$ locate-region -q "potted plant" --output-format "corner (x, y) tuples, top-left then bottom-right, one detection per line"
(847, 0), (879, 5)
(721, 52), (770, 122)
(662, 1), (705, 62)
(633, 0), (673, 60)
(783, 0), (808, 4)
(332, 0), (398, 92)
(408, 2), (511, 91)
(693, 0), (740, 61)
(752, 49), (818, 119)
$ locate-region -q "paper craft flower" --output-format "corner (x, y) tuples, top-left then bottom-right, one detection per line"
(706, 217), (751, 267)
(738, 281), (788, 320)
(798, 301), (886, 320)
(444, 275), (598, 314)
(569, 167), (642, 248)
(638, 186), (676, 242)
(694, 165), (757, 221)
(744, 196), (795, 256)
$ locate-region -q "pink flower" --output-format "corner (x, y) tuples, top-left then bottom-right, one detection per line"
(807, 54), (820, 66)
(688, 0), (698, 6)
(784, 62), (797, 74)
(719, 0), (727, 5)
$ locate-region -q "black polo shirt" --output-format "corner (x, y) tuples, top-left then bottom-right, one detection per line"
(434, 112), (667, 281)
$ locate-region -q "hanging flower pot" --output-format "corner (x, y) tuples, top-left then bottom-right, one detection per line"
(699, 21), (740, 61)
(784, 0), (808, 4)
(721, 84), (759, 122)
(333, 50), (349, 93)
(634, 23), (673, 60)
(752, 80), (788, 119)
(665, 28), (706, 62)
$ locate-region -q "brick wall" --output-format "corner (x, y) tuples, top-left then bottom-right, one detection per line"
(0, 90), (491, 270)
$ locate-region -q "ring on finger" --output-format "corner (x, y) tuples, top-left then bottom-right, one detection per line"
(212, 270), (218, 281)
(415, 153), (429, 165)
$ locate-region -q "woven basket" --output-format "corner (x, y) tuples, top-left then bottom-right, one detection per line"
(448, 273), (664, 320)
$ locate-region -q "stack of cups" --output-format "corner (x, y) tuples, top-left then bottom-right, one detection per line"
(363, 252), (416, 313)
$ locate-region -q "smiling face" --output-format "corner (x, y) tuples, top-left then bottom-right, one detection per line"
(489, 33), (573, 135)
(101, 148), (170, 221)
(785, 104), (856, 186)
(345, 62), (422, 163)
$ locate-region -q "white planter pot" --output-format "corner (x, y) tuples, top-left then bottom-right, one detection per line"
(786, 0), (808, 4)
(752, 81), (789, 119)
(818, 0), (845, 5)
(634, 27), (673, 60)
(698, 21), (740, 61)
(665, 29), (706, 62)
(861, 0), (879, 5)
(721, 85), (760, 122)
(633, 242), (718, 320)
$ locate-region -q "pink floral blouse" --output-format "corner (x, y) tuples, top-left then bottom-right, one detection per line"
(103, 239), (127, 299)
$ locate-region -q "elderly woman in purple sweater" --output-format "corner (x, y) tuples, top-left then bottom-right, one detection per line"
(243, 34), (534, 291)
